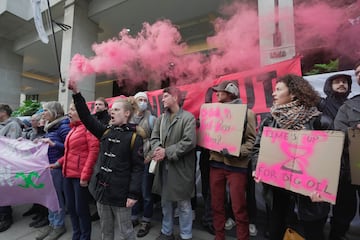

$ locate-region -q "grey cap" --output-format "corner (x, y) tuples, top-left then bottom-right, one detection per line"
(212, 80), (239, 97)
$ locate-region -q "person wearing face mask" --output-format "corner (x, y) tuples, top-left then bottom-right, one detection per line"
(130, 92), (157, 238)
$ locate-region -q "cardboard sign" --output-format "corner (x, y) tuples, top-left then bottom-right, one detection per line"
(348, 128), (360, 185)
(255, 127), (344, 204)
(197, 103), (247, 157)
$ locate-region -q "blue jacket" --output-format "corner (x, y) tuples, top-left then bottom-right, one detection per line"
(44, 117), (71, 164)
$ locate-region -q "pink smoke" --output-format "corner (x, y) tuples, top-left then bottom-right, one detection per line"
(207, 2), (259, 77)
(294, 0), (360, 62)
(69, 2), (262, 89)
(69, 0), (360, 93)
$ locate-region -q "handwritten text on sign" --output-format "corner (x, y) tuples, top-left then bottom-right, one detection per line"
(255, 127), (344, 204)
(197, 103), (247, 156)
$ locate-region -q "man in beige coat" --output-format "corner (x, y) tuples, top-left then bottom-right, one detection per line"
(151, 87), (196, 240)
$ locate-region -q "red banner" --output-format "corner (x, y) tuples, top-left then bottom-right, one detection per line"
(88, 57), (301, 120)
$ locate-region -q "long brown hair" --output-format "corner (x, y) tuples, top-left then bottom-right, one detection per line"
(276, 74), (320, 108)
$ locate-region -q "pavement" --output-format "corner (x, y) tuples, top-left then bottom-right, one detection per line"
(1, 203), (360, 240)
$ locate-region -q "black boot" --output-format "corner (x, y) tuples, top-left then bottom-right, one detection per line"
(22, 204), (40, 217)
(0, 215), (13, 232)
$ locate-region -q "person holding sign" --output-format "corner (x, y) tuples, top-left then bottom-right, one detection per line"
(209, 80), (256, 240)
(251, 74), (330, 240)
(150, 87), (196, 240)
(332, 61), (360, 240)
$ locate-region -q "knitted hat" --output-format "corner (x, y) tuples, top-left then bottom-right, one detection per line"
(134, 92), (148, 100)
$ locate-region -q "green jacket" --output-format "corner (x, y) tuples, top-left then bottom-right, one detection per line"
(150, 108), (196, 201)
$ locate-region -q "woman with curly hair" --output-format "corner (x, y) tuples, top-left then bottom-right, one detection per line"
(251, 74), (330, 240)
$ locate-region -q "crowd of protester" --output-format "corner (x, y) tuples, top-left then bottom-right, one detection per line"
(0, 61), (359, 240)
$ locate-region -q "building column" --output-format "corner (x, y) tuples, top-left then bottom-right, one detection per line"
(258, 0), (295, 66)
(0, 38), (23, 109)
(58, 0), (98, 110)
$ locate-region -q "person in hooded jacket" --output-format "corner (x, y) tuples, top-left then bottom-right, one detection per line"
(210, 80), (256, 240)
(332, 61), (360, 240)
(318, 73), (352, 127)
(50, 102), (99, 240)
(252, 74), (331, 240)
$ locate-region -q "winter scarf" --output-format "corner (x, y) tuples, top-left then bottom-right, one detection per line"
(270, 100), (321, 130)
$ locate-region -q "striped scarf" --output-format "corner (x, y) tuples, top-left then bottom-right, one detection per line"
(270, 100), (321, 130)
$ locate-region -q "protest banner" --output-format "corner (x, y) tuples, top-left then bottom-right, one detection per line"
(255, 127), (344, 204)
(197, 103), (247, 156)
(0, 137), (60, 211)
(348, 128), (360, 185)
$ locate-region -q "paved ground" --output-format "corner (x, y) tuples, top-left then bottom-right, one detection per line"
(1, 204), (360, 240)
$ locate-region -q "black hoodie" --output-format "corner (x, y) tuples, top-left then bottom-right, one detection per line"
(318, 74), (352, 122)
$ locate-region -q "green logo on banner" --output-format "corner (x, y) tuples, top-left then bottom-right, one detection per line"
(15, 172), (44, 189)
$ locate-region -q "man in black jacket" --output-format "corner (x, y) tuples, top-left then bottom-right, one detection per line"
(93, 97), (110, 125)
(332, 62), (360, 240)
(318, 73), (352, 125)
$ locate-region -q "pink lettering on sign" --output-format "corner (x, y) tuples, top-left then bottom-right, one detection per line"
(214, 120), (236, 134)
(202, 133), (237, 153)
(256, 129), (336, 202)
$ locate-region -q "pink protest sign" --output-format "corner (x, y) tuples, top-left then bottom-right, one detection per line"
(255, 127), (344, 204)
(197, 103), (247, 156)
(348, 128), (360, 185)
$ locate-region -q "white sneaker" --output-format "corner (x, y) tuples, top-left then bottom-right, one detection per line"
(224, 218), (236, 230)
(249, 224), (258, 236)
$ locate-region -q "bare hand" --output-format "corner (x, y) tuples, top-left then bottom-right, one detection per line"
(49, 163), (58, 169)
(126, 198), (137, 208)
(152, 147), (165, 161)
(252, 171), (261, 183)
(144, 155), (152, 164)
(68, 79), (79, 94)
(80, 180), (88, 187)
(40, 138), (55, 147)
(356, 123), (360, 129)
(310, 191), (323, 202)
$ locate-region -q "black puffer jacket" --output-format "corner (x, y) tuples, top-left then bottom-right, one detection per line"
(73, 92), (144, 207)
(251, 114), (330, 221)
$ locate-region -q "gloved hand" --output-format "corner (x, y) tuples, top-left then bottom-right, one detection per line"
(219, 148), (233, 158)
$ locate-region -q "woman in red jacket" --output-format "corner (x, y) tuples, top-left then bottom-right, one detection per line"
(51, 103), (99, 240)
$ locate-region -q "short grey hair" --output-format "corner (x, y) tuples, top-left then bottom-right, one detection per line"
(43, 101), (64, 119)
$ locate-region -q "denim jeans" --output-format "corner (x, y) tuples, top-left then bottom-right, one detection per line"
(132, 163), (154, 222)
(161, 199), (192, 239)
(63, 178), (91, 240)
(48, 168), (65, 228)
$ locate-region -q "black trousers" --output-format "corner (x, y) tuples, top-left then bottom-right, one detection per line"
(269, 186), (326, 240)
(330, 179), (360, 240)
